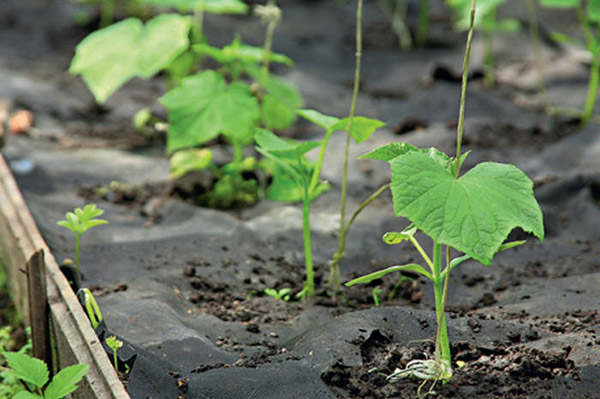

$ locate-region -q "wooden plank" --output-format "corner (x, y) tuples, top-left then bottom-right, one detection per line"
(0, 154), (130, 399)
(26, 249), (50, 367)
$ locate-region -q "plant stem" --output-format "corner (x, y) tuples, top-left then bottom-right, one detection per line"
(526, 0), (549, 109)
(308, 130), (334, 195)
(455, 0), (476, 177)
(114, 348), (118, 370)
(301, 193), (315, 298)
(192, 1), (205, 44)
(432, 243), (450, 363)
(328, 183), (390, 292)
(75, 234), (81, 285)
(581, 47), (600, 129)
(330, 0), (363, 296)
(100, 0), (115, 28)
(416, 0), (429, 47)
(261, 0), (279, 87)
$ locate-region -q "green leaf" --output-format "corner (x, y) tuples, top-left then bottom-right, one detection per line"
(260, 76), (303, 130)
(382, 226), (417, 245)
(359, 142), (420, 162)
(2, 352), (49, 388)
(297, 109), (340, 131)
(255, 129), (320, 156)
(329, 116), (385, 143)
(194, 41), (293, 66)
(345, 264), (433, 286)
(389, 151), (544, 265)
(70, 15), (192, 104)
(14, 392), (43, 399)
(589, 0), (600, 23)
(169, 148), (213, 179)
(160, 71), (261, 153)
(139, 0), (249, 14)
(549, 31), (581, 45)
(44, 364), (89, 399)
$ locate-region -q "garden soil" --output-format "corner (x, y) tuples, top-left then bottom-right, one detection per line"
(1, 0), (600, 398)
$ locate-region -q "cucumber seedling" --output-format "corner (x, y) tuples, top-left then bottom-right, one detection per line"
(57, 204), (108, 286)
(1, 351), (88, 399)
(106, 336), (124, 372)
(346, 0), (544, 392)
(264, 287), (291, 301)
(540, 0), (600, 128)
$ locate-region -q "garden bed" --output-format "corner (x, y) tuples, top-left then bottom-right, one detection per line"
(1, 0), (600, 398)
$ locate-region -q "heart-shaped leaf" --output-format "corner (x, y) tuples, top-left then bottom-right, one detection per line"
(160, 71), (260, 153)
(389, 150), (544, 265)
(70, 15), (192, 104)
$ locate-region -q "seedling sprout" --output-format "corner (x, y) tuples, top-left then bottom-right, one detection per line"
(57, 204), (108, 285)
(106, 335), (124, 372)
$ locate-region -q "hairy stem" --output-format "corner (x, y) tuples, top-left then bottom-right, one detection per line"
(75, 234), (81, 285)
(432, 243), (450, 363)
(261, 0), (279, 87)
(455, 0), (476, 177)
(330, 0), (363, 296)
(526, 0), (549, 108)
(329, 183), (390, 292)
(302, 194), (315, 298)
(416, 0), (429, 47)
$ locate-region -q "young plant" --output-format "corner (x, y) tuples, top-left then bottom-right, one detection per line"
(255, 129), (329, 299)
(57, 204), (108, 285)
(297, 109), (385, 295)
(346, 0), (544, 390)
(447, 0), (521, 86)
(540, 0), (600, 128)
(105, 336), (123, 372)
(264, 288), (291, 301)
(0, 352), (88, 399)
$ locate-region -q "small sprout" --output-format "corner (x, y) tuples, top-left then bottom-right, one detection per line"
(57, 204), (108, 285)
(264, 288), (291, 302)
(106, 336), (123, 372)
(1, 351), (88, 399)
(371, 287), (383, 307)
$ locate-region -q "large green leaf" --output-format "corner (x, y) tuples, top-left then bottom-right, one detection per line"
(160, 71), (261, 153)
(2, 352), (49, 388)
(70, 15), (192, 104)
(139, 0), (248, 14)
(388, 151), (544, 265)
(44, 364), (90, 399)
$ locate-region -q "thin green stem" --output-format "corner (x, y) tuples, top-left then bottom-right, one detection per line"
(260, 0), (279, 87)
(581, 47), (600, 129)
(416, 0), (429, 47)
(526, 0), (549, 108)
(577, 5), (595, 51)
(308, 130), (334, 196)
(455, 0), (476, 177)
(113, 348), (119, 370)
(75, 234), (81, 284)
(328, 183), (390, 293)
(408, 235), (434, 272)
(330, 0), (363, 295)
(100, 0), (115, 28)
(301, 194), (315, 298)
(432, 243), (450, 363)
(192, 1), (205, 44)
(233, 141), (244, 166)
